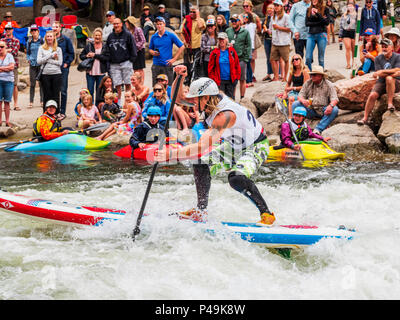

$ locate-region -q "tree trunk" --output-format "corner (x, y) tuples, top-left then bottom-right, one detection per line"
(91, 0), (110, 24)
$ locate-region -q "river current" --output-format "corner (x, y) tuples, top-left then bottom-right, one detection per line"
(1, 147), (400, 300)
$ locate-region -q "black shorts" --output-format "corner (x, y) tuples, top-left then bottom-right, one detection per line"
(342, 29), (355, 39)
(133, 48), (146, 70)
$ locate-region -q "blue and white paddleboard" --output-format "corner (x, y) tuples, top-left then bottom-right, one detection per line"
(218, 222), (355, 249)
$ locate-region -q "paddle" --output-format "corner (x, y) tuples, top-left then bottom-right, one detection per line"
(0, 122), (110, 150)
(132, 74), (183, 241)
(275, 97), (306, 161)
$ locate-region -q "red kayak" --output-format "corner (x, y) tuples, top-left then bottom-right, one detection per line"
(114, 138), (183, 162)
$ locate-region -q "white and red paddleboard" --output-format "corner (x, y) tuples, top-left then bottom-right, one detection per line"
(0, 191), (126, 227)
(0, 191), (355, 248)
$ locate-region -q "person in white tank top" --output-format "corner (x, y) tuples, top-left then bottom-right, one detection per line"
(155, 65), (276, 227)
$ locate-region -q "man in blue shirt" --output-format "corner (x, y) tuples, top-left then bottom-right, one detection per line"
(289, 0), (310, 58)
(149, 17), (184, 86)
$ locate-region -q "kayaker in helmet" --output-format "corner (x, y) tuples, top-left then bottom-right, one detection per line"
(154, 65), (275, 227)
(129, 106), (165, 151)
(280, 106), (331, 151)
(33, 100), (70, 141)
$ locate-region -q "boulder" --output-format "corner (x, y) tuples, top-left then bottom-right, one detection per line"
(385, 133), (400, 153)
(251, 81), (286, 115)
(240, 97), (259, 118)
(335, 73), (376, 111)
(256, 105), (286, 137)
(107, 134), (130, 145)
(322, 123), (383, 152)
(330, 109), (364, 126)
(377, 110), (400, 140)
(326, 69), (346, 83)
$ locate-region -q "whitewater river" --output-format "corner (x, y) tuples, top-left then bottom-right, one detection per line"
(0, 147), (400, 300)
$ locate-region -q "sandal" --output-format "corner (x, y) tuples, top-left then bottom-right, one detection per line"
(388, 104), (395, 112)
(13, 107), (21, 111)
(28, 103), (33, 109)
(357, 119), (367, 126)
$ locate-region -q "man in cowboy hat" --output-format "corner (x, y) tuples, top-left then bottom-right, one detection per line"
(385, 27), (400, 54)
(291, 65), (339, 135)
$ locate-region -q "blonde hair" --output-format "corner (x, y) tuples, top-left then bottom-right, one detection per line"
(104, 92), (116, 101)
(289, 54), (306, 76)
(273, 4), (284, 20)
(42, 30), (58, 51)
(153, 84), (168, 105)
(82, 94), (93, 108)
(204, 95), (221, 115)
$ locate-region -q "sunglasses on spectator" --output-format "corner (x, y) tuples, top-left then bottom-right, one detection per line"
(231, 19), (239, 22)
(243, 5), (249, 8)
(293, 58), (301, 61)
(154, 88), (163, 92)
(0, 45), (5, 48)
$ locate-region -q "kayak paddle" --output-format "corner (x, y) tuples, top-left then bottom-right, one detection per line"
(275, 97), (306, 161)
(132, 74), (183, 241)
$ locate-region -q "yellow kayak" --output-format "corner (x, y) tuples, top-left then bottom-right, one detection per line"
(267, 140), (345, 162)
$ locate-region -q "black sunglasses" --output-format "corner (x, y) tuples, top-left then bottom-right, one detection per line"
(293, 58), (301, 61)
(154, 88), (163, 92)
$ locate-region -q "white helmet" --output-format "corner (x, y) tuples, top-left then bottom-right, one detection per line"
(45, 100), (57, 109)
(186, 77), (219, 98)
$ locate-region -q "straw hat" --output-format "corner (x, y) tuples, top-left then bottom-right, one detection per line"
(124, 16), (139, 26)
(309, 65), (327, 76)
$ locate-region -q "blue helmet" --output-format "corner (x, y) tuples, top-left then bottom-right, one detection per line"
(293, 106), (307, 117)
(147, 106), (162, 116)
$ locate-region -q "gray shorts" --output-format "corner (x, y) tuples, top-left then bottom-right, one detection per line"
(239, 61), (247, 81)
(109, 60), (133, 86)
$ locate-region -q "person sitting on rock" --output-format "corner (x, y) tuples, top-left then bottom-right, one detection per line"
(280, 106), (331, 151)
(358, 38), (400, 125)
(290, 65), (339, 135)
(358, 29), (380, 76)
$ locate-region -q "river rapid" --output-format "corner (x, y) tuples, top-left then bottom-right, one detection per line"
(1, 148), (400, 300)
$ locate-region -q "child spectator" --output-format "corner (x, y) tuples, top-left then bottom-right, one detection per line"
(130, 106), (165, 151)
(101, 92), (121, 123)
(78, 94), (102, 129)
(74, 88), (90, 120)
(358, 31), (380, 75)
(280, 106), (331, 151)
(96, 90), (142, 140)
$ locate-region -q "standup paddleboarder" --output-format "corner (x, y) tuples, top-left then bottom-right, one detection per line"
(155, 65), (275, 226)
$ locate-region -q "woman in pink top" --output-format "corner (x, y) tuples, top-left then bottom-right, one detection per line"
(78, 94), (102, 129)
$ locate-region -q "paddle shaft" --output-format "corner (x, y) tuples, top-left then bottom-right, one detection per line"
(132, 74), (183, 241)
(276, 97), (306, 161)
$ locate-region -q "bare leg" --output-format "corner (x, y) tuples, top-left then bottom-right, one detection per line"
(271, 60), (279, 81)
(13, 85), (18, 110)
(363, 91), (379, 122)
(4, 102), (10, 126)
(386, 76), (396, 108)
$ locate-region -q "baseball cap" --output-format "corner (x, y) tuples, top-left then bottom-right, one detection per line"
(106, 11), (115, 16)
(155, 16), (166, 23)
(30, 24), (39, 30)
(273, 0), (284, 5)
(206, 19), (215, 26)
(380, 38), (393, 46)
(143, 5), (150, 10)
(156, 74), (168, 81)
(217, 32), (228, 39)
(230, 14), (240, 21)
(364, 28), (375, 35)
(158, 4), (165, 8)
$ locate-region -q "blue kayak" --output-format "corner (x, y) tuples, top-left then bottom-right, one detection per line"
(5, 134), (110, 152)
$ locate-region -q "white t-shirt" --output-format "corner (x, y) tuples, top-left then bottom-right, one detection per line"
(0, 53), (15, 82)
(244, 22), (257, 50)
(270, 13), (291, 46)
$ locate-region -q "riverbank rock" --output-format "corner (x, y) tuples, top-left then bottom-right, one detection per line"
(377, 110), (400, 141)
(256, 105), (286, 136)
(240, 97), (259, 118)
(335, 73), (376, 111)
(385, 133), (400, 153)
(0, 122), (26, 138)
(251, 81), (286, 115)
(107, 134), (130, 146)
(322, 123), (383, 152)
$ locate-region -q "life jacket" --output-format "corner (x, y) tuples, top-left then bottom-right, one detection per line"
(32, 113), (62, 140)
(287, 119), (309, 142)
